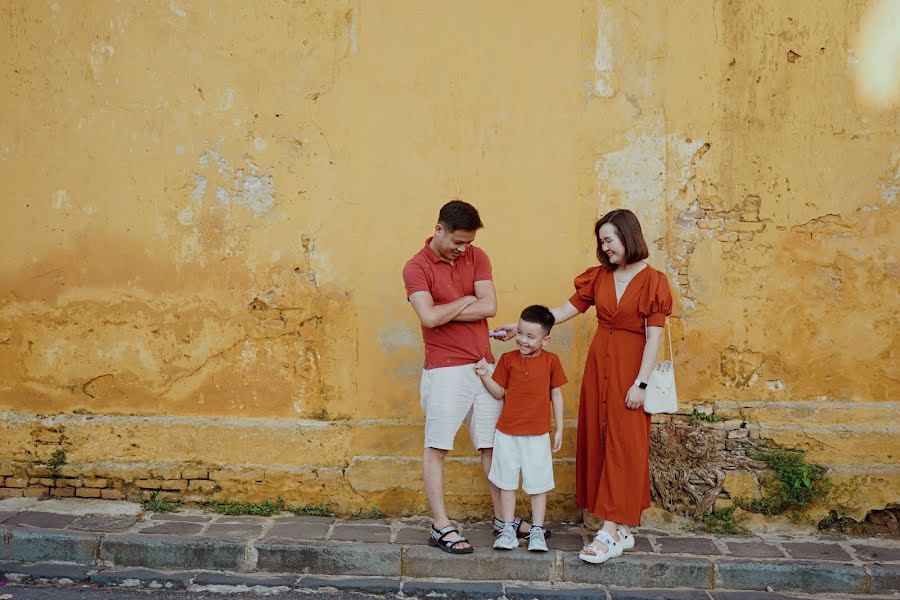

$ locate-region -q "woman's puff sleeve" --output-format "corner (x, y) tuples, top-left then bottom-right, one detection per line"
(569, 266), (602, 313)
(640, 270), (673, 327)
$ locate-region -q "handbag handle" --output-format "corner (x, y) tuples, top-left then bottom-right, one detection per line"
(645, 318), (674, 367)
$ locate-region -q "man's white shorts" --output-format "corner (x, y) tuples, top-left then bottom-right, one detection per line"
(420, 363), (502, 451)
(488, 430), (555, 495)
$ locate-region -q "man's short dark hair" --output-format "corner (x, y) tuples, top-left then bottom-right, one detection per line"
(438, 200), (483, 232)
(520, 305), (555, 335)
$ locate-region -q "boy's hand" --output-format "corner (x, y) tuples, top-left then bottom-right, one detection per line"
(552, 428), (563, 452)
(474, 358), (490, 377)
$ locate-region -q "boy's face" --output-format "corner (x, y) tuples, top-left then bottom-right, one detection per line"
(515, 319), (550, 357)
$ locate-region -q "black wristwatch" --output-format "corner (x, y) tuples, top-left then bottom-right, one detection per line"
(635, 380), (648, 390)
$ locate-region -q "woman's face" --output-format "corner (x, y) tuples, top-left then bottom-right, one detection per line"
(597, 223), (626, 266)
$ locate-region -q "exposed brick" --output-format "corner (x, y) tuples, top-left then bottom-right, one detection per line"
(188, 480), (217, 491)
(0, 477), (4, 486)
(101, 489), (127, 500)
(83, 478), (108, 488)
(698, 219), (722, 229)
(150, 468), (181, 480)
(0, 488), (24, 497)
(181, 469), (209, 480)
(76, 488), (102, 498)
(35, 431), (62, 443)
(24, 486), (49, 497)
(724, 221), (766, 232)
(142, 490), (181, 501)
(6, 478), (27, 488)
(51, 487), (76, 497)
(727, 429), (749, 439)
(59, 465), (94, 477)
(136, 479), (163, 490)
(0, 465), (14, 477)
(29, 477), (56, 487)
(159, 479), (188, 491)
(716, 231), (740, 242)
(677, 275), (689, 286)
(740, 212), (759, 221)
(27, 466), (53, 477)
(56, 478), (82, 488)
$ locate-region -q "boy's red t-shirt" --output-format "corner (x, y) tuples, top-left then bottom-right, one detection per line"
(492, 350), (567, 435)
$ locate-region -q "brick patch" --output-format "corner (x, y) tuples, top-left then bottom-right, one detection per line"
(781, 541), (852, 561)
(723, 540), (785, 559)
(68, 515), (138, 533)
(149, 513), (212, 522)
(203, 523), (264, 540)
(5, 511), (76, 529)
(140, 521), (203, 535)
(330, 524), (392, 543)
(395, 527), (426, 545)
(265, 522), (330, 541)
(656, 536), (721, 556)
(851, 543), (900, 562)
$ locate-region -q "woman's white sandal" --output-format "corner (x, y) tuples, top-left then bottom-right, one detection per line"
(578, 530), (623, 564)
(617, 525), (635, 550)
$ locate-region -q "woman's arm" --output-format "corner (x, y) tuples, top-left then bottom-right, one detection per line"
(493, 301), (581, 341)
(625, 326), (664, 410)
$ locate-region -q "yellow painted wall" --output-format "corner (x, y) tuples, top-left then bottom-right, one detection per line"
(1, 1), (896, 522)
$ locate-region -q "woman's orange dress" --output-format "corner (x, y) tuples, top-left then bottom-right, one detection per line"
(569, 265), (672, 526)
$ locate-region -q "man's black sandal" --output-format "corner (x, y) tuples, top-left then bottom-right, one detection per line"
(492, 516), (552, 540)
(428, 524), (473, 554)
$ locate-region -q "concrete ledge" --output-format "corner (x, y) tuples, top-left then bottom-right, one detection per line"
(89, 567), (197, 589)
(505, 584), (608, 599)
(255, 541), (401, 576)
(98, 534), (245, 571)
(0, 560), (94, 582)
(716, 560), (868, 594)
(402, 579), (505, 599)
(0, 526), (100, 564)
(563, 554), (714, 588)
(191, 571), (299, 588)
(298, 575), (403, 594)
(402, 545), (556, 581)
(868, 563), (900, 594)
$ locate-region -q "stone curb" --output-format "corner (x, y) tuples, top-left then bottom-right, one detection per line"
(1, 525), (898, 594)
(3, 562), (900, 599)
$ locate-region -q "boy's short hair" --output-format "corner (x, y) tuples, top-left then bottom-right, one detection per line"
(438, 200), (483, 232)
(520, 305), (555, 335)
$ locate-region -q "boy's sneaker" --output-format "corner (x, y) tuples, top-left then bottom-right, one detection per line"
(493, 521), (519, 550)
(528, 525), (548, 552)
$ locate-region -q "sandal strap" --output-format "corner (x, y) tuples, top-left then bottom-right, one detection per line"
(491, 516), (505, 529)
(594, 530), (617, 546)
(432, 525), (460, 541)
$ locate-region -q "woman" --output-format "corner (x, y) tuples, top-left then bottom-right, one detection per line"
(497, 209), (672, 564)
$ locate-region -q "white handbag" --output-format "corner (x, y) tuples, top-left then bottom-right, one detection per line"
(642, 319), (678, 414)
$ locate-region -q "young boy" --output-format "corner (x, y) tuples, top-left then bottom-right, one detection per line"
(474, 305), (566, 552)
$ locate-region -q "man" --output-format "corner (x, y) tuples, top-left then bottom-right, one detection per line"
(402, 200), (506, 553)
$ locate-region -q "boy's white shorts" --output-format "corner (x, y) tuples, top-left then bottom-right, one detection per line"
(488, 430), (555, 495)
(420, 363), (502, 451)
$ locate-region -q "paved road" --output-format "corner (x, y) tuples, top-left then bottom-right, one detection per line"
(0, 585), (385, 599)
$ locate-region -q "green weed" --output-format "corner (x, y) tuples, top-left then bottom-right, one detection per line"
(206, 497), (285, 517)
(140, 491), (183, 513)
(690, 410), (722, 424)
(46, 449), (67, 478)
(351, 506), (384, 520)
(702, 505), (743, 534)
(737, 449), (830, 517)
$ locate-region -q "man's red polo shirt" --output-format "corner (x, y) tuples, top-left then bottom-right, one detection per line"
(402, 238), (495, 370)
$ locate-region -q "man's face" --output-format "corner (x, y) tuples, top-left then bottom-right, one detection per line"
(432, 224), (477, 262)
